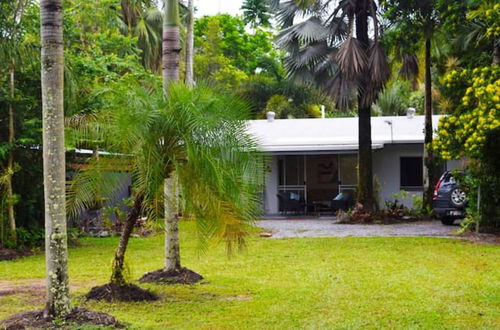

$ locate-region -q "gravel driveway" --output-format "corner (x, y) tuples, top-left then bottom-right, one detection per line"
(258, 219), (459, 239)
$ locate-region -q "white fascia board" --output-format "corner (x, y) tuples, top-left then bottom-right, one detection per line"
(258, 143), (384, 152)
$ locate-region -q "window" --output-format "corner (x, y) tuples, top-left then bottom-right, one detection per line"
(339, 154), (357, 186)
(278, 155), (304, 186)
(400, 157), (423, 189)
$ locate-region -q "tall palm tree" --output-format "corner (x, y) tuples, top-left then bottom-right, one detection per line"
(40, 0), (71, 318)
(158, 0), (188, 279)
(383, 1), (441, 211)
(184, 0), (194, 86)
(273, 0), (389, 211)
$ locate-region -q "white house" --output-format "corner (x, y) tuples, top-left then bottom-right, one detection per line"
(247, 110), (462, 215)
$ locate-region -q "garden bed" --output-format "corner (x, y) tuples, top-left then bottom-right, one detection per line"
(0, 307), (122, 329)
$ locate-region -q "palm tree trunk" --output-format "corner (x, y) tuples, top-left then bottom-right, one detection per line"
(162, 0), (181, 93)
(164, 176), (181, 272)
(40, 0), (71, 318)
(355, 0), (375, 212)
(110, 194), (143, 286)
(185, 0), (194, 86)
(7, 66), (16, 245)
(163, 0), (182, 272)
(423, 36), (436, 211)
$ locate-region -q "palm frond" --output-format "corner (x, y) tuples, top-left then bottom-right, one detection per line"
(327, 70), (355, 111)
(276, 16), (330, 46)
(362, 41), (390, 106)
(66, 79), (265, 252)
(66, 157), (132, 218)
(335, 37), (367, 79)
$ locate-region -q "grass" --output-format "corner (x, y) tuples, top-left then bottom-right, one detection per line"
(1, 222), (499, 329)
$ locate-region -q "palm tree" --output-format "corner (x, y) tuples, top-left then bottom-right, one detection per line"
(67, 79), (264, 289)
(383, 1), (442, 211)
(120, 0), (163, 72)
(273, 0), (389, 211)
(242, 0), (272, 28)
(184, 0), (194, 86)
(40, 0), (71, 318)
(154, 0), (191, 280)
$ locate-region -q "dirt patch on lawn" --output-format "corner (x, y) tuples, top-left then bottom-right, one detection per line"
(85, 283), (159, 302)
(0, 307), (122, 329)
(0, 249), (33, 261)
(139, 267), (203, 285)
(460, 232), (500, 245)
(0, 279), (89, 306)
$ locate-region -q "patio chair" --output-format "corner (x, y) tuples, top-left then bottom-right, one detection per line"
(277, 192), (306, 215)
(330, 191), (354, 212)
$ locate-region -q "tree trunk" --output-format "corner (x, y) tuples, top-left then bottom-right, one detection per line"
(162, 0), (181, 93)
(7, 66), (16, 245)
(40, 0), (71, 318)
(185, 0), (194, 86)
(164, 177), (181, 272)
(162, 0), (182, 273)
(355, 0), (375, 212)
(423, 36), (436, 211)
(110, 194), (143, 286)
(493, 38), (499, 66)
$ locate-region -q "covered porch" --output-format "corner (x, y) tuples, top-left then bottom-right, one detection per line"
(264, 153), (358, 215)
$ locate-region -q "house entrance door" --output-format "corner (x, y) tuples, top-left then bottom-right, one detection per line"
(305, 155), (339, 209)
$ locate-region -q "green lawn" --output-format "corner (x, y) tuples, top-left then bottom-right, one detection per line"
(1, 222), (499, 329)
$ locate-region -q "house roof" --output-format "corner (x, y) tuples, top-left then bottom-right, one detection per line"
(247, 115), (442, 153)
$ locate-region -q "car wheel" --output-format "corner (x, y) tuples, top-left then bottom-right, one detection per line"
(441, 217), (455, 225)
(450, 187), (466, 208)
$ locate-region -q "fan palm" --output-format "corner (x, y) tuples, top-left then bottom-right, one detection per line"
(273, 0), (390, 211)
(67, 78), (264, 287)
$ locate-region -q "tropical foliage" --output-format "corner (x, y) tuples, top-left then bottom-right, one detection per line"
(67, 79), (265, 277)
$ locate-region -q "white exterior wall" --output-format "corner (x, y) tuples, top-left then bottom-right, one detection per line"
(372, 144), (424, 209)
(264, 156), (279, 215)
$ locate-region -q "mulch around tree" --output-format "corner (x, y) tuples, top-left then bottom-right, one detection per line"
(0, 248), (32, 261)
(0, 307), (123, 329)
(85, 283), (159, 302)
(139, 267), (203, 284)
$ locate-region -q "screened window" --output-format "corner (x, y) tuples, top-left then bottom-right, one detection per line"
(400, 157), (423, 189)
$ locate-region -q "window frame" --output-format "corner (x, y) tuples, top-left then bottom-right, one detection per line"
(399, 156), (423, 191)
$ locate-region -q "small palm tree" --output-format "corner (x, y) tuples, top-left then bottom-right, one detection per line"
(67, 78), (264, 291)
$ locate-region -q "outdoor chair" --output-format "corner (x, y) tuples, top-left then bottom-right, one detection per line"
(331, 191), (354, 212)
(277, 192), (306, 215)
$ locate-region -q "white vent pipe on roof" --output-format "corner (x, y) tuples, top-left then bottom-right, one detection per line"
(266, 111), (275, 122)
(407, 107), (416, 118)
(321, 105), (325, 119)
